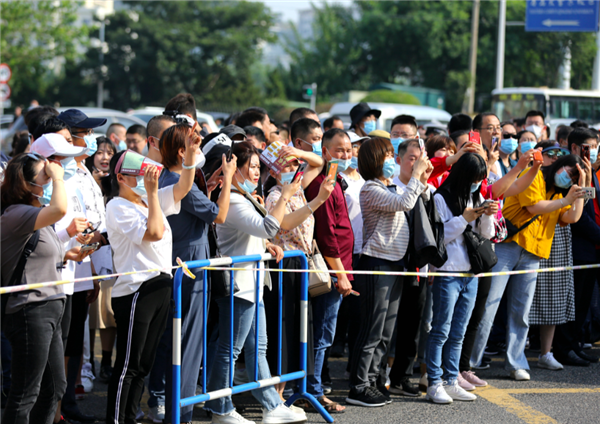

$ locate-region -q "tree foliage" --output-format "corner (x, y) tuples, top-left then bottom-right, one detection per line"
(0, 0), (86, 106)
(362, 90), (420, 105)
(283, 0), (597, 113)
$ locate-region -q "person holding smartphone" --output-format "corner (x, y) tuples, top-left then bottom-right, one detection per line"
(104, 129), (200, 424)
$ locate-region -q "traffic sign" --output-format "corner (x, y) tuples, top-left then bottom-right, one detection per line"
(0, 83), (11, 102)
(0, 63), (11, 83)
(526, 0), (599, 32)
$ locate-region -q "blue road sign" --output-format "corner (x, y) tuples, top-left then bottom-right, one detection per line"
(526, 0), (599, 32)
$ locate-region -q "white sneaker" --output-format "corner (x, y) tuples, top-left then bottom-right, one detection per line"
(135, 407), (145, 420)
(288, 404), (306, 415)
(212, 410), (256, 424)
(444, 380), (477, 401)
(537, 352), (564, 370)
(425, 382), (453, 404)
(510, 369), (531, 381)
(148, 404), (165, 423)
(262, 404), (307, 423)
(81, 363), (95, 393)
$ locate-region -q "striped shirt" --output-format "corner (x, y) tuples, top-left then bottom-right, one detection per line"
(360, 177), (427, 262)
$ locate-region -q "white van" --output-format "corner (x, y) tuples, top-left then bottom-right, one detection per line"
(328, 102), (452, 131)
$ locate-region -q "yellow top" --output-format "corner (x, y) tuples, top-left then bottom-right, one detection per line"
(502, 169), (570, 260)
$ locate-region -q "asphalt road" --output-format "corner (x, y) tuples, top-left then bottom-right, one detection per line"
(71, 342), (600, 424)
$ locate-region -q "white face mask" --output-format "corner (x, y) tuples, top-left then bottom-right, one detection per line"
(195, 151), (206, 169)
(526, 124), (543, 140)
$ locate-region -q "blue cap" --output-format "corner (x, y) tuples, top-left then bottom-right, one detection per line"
(57, 109), (107, 129)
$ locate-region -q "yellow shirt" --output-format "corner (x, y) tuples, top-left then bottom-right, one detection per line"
(502, 169), (570, 260)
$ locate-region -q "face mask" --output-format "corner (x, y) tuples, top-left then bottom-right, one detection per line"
(128, 175), (147, 196)
(280, 171), (295, 185)
(470, 182), (481, 193)
(349, 156), (358, 170)
(31, 181), (53, 206)
(306, 140), (322, 157)
(590, 148), (598, 163)
(554, 167), (573, 189)
(83, 134), (98, 156)
(61, 157), (78, 180)
(236, 169), (258, 194)
(337, 158), (352, 172)
(520, 141), (536, 154)
(195, 151), (206, 169)
(526, 124), (543, 140)
(391, 137), (404, 156)
(382, 158), (396, 179)
(142, 143), (149, 156)
(363, 120), (376, 134)
(118, 139), (127, 152)
(500, 138), (518, 155)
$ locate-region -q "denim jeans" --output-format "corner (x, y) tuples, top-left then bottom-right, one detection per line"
(3, 299), (67, 424)
(426, 275), (478, 385)
(204, 297), (281, 415)
(471, 242), (539, 371)
(307, 282), (342, 398)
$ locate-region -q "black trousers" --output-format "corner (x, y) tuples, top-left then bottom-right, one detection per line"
(459, 276), (492, 372)
(554, 260), (598, 357)
(106, 274), (172, 424)
(2, 299), (67, 424)
(389, 276), (426, 384)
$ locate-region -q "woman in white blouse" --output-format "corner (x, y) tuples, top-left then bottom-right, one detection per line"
(205, 141), (307, 424)
(104, 129), (200, 424)
(426, 153), (496, 405)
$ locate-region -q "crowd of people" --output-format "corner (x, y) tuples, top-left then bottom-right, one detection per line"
(1, 94), (599, 424)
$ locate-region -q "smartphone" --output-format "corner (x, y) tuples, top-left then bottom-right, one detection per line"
(418, 137), (425, 151)
(326, 160), (339, 187)
(293, 162), (308, 181)
(480, 200), (495, 209)
(533, 149), (543, 162)
(82, 221), (101, 235)
(226, 146), (233, 162)
(581, 186), (596, 200)
(468, 131), (481, 145)
(581, 144), (591, 161)
(491, 137), (498, 148)
(81, 242), (99, 252)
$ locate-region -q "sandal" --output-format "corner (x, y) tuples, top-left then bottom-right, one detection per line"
(319, 396), (345, 414)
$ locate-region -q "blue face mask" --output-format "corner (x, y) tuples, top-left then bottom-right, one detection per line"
(300, 139), (322, 157)
(130, 175), (147, 196)
(520, 141), (536, 154)
(280, 171), (295, 185)
(470, 182), (481, 193)
(83, 134), (98, 156)
(337, 158), (352, 172)
(61, 157), (78, 180)
(382, 158), (396, 179)
(391, 137), (404, 156)
(590, 148), (598, 164)
(554, 167), (573, 189)
(237, 170), (258, 194)
(500, 138), (518, 155)
(118, 139), (127, 152)
(363, 120), (376, 134)
(349, 156), (358, 169)
(31, 180), (53, 206)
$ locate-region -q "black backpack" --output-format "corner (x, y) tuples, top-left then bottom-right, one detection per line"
(436, 189), (497, 274)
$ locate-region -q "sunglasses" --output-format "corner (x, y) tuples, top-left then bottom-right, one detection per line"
(544, 149), (568, 158)
(502, 133), (517, 139)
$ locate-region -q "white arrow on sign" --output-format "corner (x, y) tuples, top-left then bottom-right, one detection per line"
(542, 19), (580, 27)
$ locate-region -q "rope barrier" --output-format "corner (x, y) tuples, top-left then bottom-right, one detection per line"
(2, 261), (600, 295)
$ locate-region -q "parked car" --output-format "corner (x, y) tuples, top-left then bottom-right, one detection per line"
(129, 107), (218, 132)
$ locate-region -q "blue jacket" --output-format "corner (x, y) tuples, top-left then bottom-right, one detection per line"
(571, 172), (600, 262)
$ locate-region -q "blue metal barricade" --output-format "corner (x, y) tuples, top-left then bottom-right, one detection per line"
(172, 250), (334, 423)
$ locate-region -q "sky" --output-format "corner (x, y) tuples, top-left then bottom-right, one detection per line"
(252, 0), (352, 23)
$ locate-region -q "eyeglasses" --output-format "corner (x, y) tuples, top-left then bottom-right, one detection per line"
(502, 133), (517, 139)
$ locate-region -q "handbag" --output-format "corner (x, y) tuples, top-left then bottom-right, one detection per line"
(207, 223), (240, 298)
(289, 202), (332, 297)
(407, 195), (448, 269)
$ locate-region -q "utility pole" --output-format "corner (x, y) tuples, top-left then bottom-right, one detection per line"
(97, 8), (106, 108)
(468, 0), (480, 114)
(496, 0), (507, 90)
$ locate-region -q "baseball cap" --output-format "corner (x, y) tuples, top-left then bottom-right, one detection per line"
(202, 133), (232, 155)
(30, 133), (88, 158)
(57, 109), (107, 129)
(219, 124), (246, 140)
(369, 129), (391, 138)
(347, 131), (370, 145)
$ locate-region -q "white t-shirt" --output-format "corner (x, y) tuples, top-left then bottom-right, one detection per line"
(106, 185), (181, 298)
(340, 172), (365, 254)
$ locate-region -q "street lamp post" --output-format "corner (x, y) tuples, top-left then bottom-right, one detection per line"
(97, 8), (106, 108)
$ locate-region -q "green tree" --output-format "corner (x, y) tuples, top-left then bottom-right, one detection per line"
(59, 1), (275, 110)
(362, 90), (420, 105)
(0, 0), (86, 107)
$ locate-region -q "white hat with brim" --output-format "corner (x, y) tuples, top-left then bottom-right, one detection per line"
(347, 131), (370, 144)
(31, 133), (88, 158)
